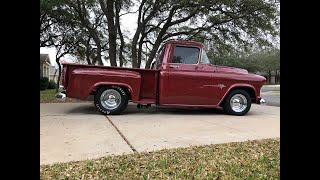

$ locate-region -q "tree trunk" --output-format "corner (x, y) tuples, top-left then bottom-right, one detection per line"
(131, 26), (143, 68)
(137, 34), (145, 68)
(145, 43), (160, 69)
(89, 34), (102, 65)
(115, 1), (124, 67)
(53, 69), (57, 82)
(145, 28), (168, 69)
(130, 0), (146, 68)
(144, 9), (176, 69)
(85, 37), (92, 65)
(268, 71), (272, 84)
(105, 0), (117, 66)
(55, 59), (61, 93)
(85, 47), (92, 65)
(130, 0), (161, 68)
(96, 43), (103, 65)
(75, 0), (103, 65)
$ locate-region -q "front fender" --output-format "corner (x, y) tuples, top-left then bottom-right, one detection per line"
(217, 83), (257, 106)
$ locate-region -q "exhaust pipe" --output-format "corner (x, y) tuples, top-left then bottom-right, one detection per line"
(137, 104), (143, 109)
(137, 104), (151, 109)
(55, 91), (66, 102)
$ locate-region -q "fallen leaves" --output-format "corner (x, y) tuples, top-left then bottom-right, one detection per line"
(40, 138), (280, 180)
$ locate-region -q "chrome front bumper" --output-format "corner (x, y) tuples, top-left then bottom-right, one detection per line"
(55, 91), (66, 102)
(260, 98), (266, 105)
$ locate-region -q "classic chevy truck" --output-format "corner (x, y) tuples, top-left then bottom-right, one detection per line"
(58, 40), (266, 116)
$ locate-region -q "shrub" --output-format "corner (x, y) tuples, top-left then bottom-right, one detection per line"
(40, 77), (49, 91)
(48, 80), (57, 89)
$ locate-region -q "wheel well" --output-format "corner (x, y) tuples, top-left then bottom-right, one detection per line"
(220, 86), (256, 106)
(90, 85), (132, 100)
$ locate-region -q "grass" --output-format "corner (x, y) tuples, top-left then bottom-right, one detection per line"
(272, 90), (280, 94)
(40, 89), (87, 103)
(40, 138), (280, 179)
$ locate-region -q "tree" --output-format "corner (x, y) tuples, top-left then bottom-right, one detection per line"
(254, 49), (280, 83)
(98, 0), (134, 67)
(52, 25), (81, 92)
(41, 0), (280, 70)
(99, 0), (118, 66)
(207, 47), (280, 83)
(41, 0), (109, 92)
(129, 0), (279, 69)
(69, 0), (107, 65)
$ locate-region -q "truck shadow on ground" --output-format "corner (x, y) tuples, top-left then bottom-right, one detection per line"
(65, 103), (264, 116)
(66, 103), (226, 115)
(121, 105), (261, 116)
(121, 105), (225, 115)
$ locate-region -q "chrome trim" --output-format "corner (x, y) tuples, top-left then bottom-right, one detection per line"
(203, 84), (226, 89)
(230, 94), (248, 112)
(260, 98), (266, 105)
(55, 92), (66, 102)
(100, 89), (121, 110)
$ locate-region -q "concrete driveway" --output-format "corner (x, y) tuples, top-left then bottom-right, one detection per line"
(40, 103), (280, 165)
(261, 85), (280, 107)
(261, 85), (280, 92)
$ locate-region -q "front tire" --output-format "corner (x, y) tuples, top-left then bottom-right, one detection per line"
(94, 86), (128, 115)
(223, 89), (251, 116)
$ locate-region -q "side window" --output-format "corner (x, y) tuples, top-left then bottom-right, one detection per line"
(172, 46), (200, 64)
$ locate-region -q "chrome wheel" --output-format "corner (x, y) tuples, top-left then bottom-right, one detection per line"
(100, 89), (122, 110)
(230, 94), (248, 113)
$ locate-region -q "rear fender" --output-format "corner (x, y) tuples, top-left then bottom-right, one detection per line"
(66, 68), (141, 101)
(90, 82), (133, 97)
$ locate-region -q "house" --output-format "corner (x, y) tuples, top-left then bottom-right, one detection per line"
(49, 66), (59, 83)
(40, 54), (51, 78)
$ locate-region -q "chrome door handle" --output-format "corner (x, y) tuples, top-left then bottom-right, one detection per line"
(169, 65), (179, 69)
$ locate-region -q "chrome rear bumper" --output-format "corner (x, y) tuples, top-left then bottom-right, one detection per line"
(55, 91), (66, 102)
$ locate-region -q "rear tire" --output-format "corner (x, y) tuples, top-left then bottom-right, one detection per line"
(94, 86), (128, 115)
(223, 89), (251, 116)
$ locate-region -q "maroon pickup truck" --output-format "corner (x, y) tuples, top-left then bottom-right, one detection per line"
(58, 40), (266, 116)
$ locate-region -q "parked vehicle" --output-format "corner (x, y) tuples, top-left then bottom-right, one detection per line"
(58, 40), (266, 116)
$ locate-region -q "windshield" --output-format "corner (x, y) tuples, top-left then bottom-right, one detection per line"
(201, 49), (212, 65)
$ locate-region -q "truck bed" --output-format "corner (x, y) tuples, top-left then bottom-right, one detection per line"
(62, 63), (159, 104)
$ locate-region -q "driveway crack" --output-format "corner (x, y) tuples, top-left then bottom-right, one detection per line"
(105, 116), (137, 153)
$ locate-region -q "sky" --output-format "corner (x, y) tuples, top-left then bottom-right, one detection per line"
(40, 11), (138, 66)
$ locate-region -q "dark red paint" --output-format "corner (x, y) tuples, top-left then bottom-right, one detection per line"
(62, 40), (266, 107)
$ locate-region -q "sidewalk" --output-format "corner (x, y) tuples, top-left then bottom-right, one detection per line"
(40, 103), (280, 165)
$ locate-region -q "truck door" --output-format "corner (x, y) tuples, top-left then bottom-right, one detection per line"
(164, 45), (217, 106)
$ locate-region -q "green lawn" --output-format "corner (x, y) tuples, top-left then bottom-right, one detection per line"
(40, 89), (86, 103)
(272, 90), (280, 94)
(40, 138), (280, 179)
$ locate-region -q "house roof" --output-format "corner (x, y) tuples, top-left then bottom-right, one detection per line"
(40, 54), (51, 64)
